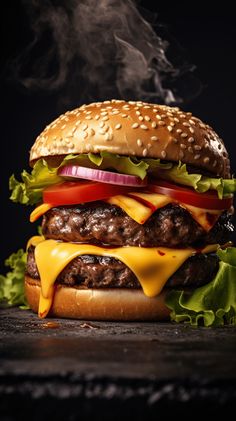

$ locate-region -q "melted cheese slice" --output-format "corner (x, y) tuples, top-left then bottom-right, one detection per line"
(30, 193), (222, 231)
(107, 193), (222, 231)
(30, 236), (219, 318)
(30, 203), (54, 223)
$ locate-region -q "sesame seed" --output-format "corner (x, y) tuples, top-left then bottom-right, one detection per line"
(140, 124), (148, 130)
(144, 105), (151, 109)
(181, 132), (188, 138)
(213, 160), (217, 167)
(102, 116), (109, 121)
(158, 121), (165, 126)
(132, 123), (139, 129)
(194, 154), (200, 160)
(161, 150), (167, 158)
(194, 145), (202, 151)
(180, 114), (186, 119)
(112, 110), (119, 115)
(188, 137), (195, 143)
(200, 123), (206, 129)
(183, 122), (190, 127)
(99, 122), (105, 128)
(115, 123), (122, 130)
(180, 143), (187, 149)
(123, 105), (130, 110)
(137, 139), (143, 147)
(151, 136), (158, 141)
(61, 124), (66, 130)
(85, 116), (92, 120)
(179, 151), (184, 159)
(82, 124), (88, 131)
(189, 127), (195, 134)
(136, 111), (141, 116)
(167, 125), (173, 132)
(89, 128), (95, 136)
(101, 111), (108, 116)
(144, 115), (151, 121)
(188, 146), (193, 153)
(75, 120), (81, 127)
(138, 116), (144, 121)
(189, 119), (195, 125)
(170, 122), (175, 127)
(104, 133), (111, 141)
(176, 129), (182, 134)
(174, 118), (179, 123)
(121, 114), (128, 118)
(86, 111), (92, 114)
(156, 115), (162, 120)
(95, 115), (100, 120)
(151, 122), (157, 128)
(173, 138), (178, 143)
(98, 129), (106, 135)
(203, 157), (210, 164)
(142, 148), (148, 157)
(83, 132), (88, 139)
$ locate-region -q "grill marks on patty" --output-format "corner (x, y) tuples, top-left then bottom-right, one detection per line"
(27, 246), (219, 289)
(42, 202), (233, 248)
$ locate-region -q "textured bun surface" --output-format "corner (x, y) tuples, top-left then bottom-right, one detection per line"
(30, 100), (230, 177)
(25, 276), (170, 321)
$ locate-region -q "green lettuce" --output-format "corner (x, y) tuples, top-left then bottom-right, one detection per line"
(9, 152), (166, 205)
(0, 249), (28, 308)
(166, 247), (236, 326)
(9, 153), (236, 206)
(156, 162), (236, 199)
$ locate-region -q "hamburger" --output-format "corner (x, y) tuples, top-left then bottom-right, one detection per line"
(10, 100), (236, 325)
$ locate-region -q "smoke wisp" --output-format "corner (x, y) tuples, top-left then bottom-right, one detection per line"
(12, 0), (200, 107)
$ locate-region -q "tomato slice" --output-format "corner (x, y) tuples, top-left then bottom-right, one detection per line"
(43, 181), (134, 205)
(147, 180), (233, 210)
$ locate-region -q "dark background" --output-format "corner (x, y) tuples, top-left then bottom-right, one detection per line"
(1, 1), (236, 271)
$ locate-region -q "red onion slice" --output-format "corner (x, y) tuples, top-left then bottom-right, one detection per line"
(59, 165), (147, 187)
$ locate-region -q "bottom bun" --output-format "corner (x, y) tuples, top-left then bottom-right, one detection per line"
(25, 275), (170, 321)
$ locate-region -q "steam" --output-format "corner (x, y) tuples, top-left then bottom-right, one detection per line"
(13, 0), (200, 106)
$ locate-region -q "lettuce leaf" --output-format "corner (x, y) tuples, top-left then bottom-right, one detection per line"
(0, 249), (29, 308)
(9, 152), (165, 205)
(156, 162), (236, 199)
(166, 247), (236, 326)
(9, 153), (236, 206)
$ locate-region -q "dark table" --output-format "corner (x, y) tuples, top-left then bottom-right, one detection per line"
(1, 308), (236, 420)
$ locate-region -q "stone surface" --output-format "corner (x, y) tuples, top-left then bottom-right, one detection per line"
(1, 308), (236, 420)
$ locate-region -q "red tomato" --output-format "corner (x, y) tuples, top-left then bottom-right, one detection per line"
(43, 181), (134, 205)
(147, 180), (233, 210)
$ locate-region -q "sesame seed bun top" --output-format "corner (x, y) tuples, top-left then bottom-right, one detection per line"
(30, 99), (231, 178)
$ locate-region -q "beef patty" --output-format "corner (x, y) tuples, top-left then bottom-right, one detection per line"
(42, 202), (233, 248)
(26, 246), (219, 289)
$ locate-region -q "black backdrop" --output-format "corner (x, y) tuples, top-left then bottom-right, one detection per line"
(1, 1), (236, 271)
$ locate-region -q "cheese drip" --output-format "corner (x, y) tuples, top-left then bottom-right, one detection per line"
(30, 193), (223, 231)
(31, 237), (219, 318)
